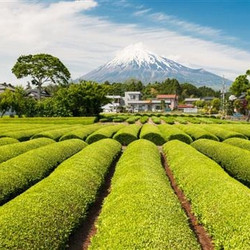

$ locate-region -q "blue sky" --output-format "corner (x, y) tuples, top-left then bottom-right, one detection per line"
(0, 0), (249, 85)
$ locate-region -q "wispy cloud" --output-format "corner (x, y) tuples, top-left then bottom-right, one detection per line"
(133, 8), (151, 16)
(0, 0), (249, 85)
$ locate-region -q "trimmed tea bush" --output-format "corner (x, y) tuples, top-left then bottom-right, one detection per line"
(192, 139), (250, 186)
(176, 124), (219, 141)
(60, 124), (104, 141)
(90, 140), (199, 249)
(158, 124), (193, 144)
(113, 124), (141, 145)
(86, 124), (125, 144)
(151, 116), (161, 124)
(0, 139), (86, 205)
(126, 116), (140, 124)
(140, 115), (148, 124)
(0, 139), (121, 249)
(139, 124), (165, 145)
(0, 138), (54, 163)
(223, 137), (250, 151)
(0, 137), (19, 146)
(163, 140), (250, 249)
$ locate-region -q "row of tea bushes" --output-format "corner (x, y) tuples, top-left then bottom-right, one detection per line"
(0, 139), (121, 249)
(176, 124), (219, 141)
(199, 125), (246, 141)
(0, 138), (54, 164)
(113, 124), (141, 145)
(151, 116), (161, 124)
(159, 124), (193, 144)
(140, 124), (165, 145)
(139, 115), (149, 124)
(32, 125), (83, 141)
(223, 137), (250, 151)
(192, 139), (250, 187)
(126, 116), (140, 124)
(0, 137), (19, 146)
(86, 124), (125, 144)
(60, 124), (104, 141)
(0, 125), (69, 141)
(90, 140), (199, 249)
(220, 124), (250, 139)
(0, 139), (86, 205)
(163, 140), (250, 249)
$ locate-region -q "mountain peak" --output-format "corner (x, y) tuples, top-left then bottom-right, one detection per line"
(107, 42), (164, 68)
(79, 44), (232, 89)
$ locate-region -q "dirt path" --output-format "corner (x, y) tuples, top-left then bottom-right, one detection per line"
(160, 151), (214, 250)
(67, 154), (121, 250)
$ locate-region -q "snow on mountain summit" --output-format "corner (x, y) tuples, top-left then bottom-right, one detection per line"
(79, 43), (232, 89)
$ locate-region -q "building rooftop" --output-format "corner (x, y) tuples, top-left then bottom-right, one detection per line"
(157, 94), (178, 99)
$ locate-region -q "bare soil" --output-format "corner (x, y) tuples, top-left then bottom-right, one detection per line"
(67, 154), (121, 250)
(161, 152), (214, 250)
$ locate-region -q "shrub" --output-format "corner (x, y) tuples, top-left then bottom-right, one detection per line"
(158, 124), (193, 144)
(192, 139), (250, 186)
(161, 116), (175, 124)
(0, 137), (19, 146)
(113, 124), (141, 145)
(60, 124), (104, 141)
(163, 140), (250, 249)
(200, 125), (246, 141)
(220, 124), (250, 139)
(0, 139), (86, 205)
(0, 139), (121, 249)
(139, 124), (165, 145)
(126, 116), (140, 124)
(223, 137), (250, 151)
(86, 124), (126, 144)
(90, 140), (199, 249)
(139, 115), (148, 124)
(176, 124), (219, 141)
(151, 116), (161, 124)
(32, 126), (83, 141)
(0, 138), (54, 164)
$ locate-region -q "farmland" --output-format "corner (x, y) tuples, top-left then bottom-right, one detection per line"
(0, 116), (249, 249)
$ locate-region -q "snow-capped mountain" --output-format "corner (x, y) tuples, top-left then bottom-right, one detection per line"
(79, 43), (231, 89)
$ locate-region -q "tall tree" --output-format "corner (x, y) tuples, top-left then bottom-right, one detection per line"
(230, 74), (249, 96)
(12, 54), (71, 100)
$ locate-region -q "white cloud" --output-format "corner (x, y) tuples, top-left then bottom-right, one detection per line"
(133, 8), (151, 16)
(0, 0), (249, 87)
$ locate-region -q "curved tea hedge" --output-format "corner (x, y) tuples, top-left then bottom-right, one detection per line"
(0, 137), (19, 146)
(151, 116), (161, 124)
(158, 124), (193, 144)
(192, 139), (250, 186)
(60, 125), (103, 141)
(0, 139), (86, 205)
(140, 115), (148, 124)
(113, 124), (141, 145)
(163, 140), (250, 249)
(0, 138), (54, 164)
(32, 126), (82, 141)
(139, 124), (165, 145)
(126, 116), (140, 124)
(160, 116), (175, 124)
(223, 137), (250, 151)
(86, 124), (125, 144)
(0, 139), (121, 249)
(200, 125), (247, 141)
(176, 124), (219, 141)
(220, 124), (250, 138)
(90, 140), (199, 249)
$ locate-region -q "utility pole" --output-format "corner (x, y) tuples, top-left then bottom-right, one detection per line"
(221, 76), (226, 118)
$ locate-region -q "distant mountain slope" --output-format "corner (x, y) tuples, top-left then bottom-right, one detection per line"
(78, 43), (232, 89)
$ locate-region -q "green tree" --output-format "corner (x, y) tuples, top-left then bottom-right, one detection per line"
(194, 100), (205, 108)
(0, 90), (15, 117)
(211, 98), (221, 113)
(12, 54), (71, 100)
(230, 74), (249, 96)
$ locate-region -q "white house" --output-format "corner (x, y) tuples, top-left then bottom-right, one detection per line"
(102, 91), (178, 113)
